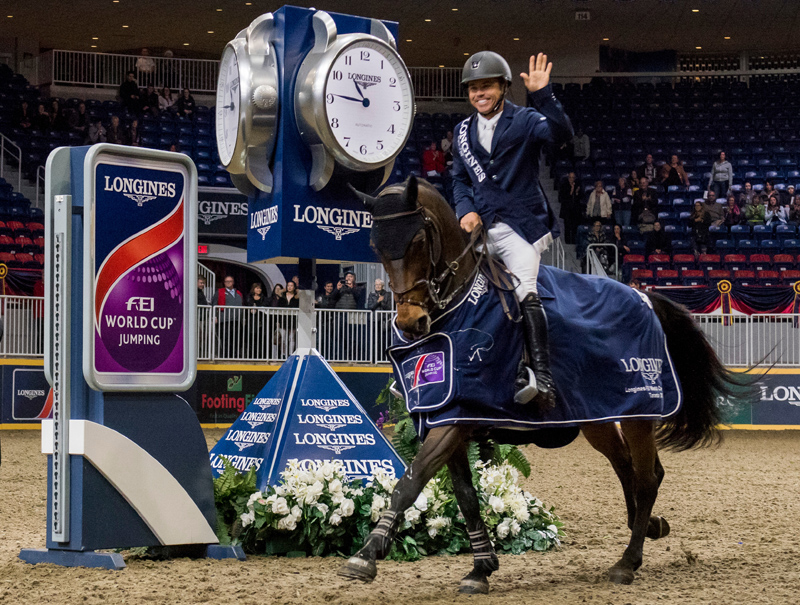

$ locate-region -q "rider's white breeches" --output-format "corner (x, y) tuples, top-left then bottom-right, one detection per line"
(485, 222), (552, 301)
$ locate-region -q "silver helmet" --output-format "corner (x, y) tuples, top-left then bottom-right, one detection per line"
(461, 51), (513, 85)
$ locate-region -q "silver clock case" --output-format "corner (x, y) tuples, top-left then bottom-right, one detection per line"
(294, 10), (415, 191)
(216, 12), (279, 194)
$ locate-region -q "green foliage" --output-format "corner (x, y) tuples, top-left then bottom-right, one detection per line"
(212, 457), (258, 546)
(375, 379), (407, 426)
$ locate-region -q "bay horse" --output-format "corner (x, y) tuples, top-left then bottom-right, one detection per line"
(339, 176), (749, 593)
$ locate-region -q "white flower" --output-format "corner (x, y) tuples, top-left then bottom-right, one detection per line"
(510, 520), (521, 537)
(240, 510), (255, 528)
(320, 461), (337, 480)
(315, 502), (329, 516)
(404, 507), (421, 525)
(246, 491), (263, 508)
(370, 495), (386, 521)
(328, 478), (343, 495)
(272, 497), (290, 515)
(291, 505), (302, 518)
(303, 481), (324, 505)
(277, 514), (298, 531)
(547, 524), (559, 535)
(413, 492), (428, 512)
(426, 516), (451, 531)
(496, 518), (512, 539)
(340, 498), (355, 517)
(489, 495), (506, 514)
(428, 527), (438, 538)
(329, 513), (342, 526)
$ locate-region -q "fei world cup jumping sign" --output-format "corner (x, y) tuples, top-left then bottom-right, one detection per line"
(82, 149), (195, 390)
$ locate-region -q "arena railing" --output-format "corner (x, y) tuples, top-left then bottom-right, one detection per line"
(2, 297), (797, 367)
(38, 50), (220, 93)
(0, 132), (22, 194)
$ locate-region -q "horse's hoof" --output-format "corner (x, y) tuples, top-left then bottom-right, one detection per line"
(459, 578), (489, 594)
(647, 515), (671, 540)
(338, 556), (377, 583)
(608, 566), (635, 585)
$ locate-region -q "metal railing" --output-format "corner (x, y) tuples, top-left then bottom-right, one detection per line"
(0, 132), (22, 193)
(35, 165), (45, 209)
(587, 243), (620, 280)
(409, 67), (463, 101)
(42, 50), (220, 93)
(542, 238), (566, 271)
(3, 295), (800, 367)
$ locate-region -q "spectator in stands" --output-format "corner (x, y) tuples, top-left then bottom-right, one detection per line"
(765, 195), (788, 226)
(69, 102), (89, 136)
(627, 169), (640, 191)
(159, 87), (176, 112)
(723, 194), (743, 227)
(335, 272), (362, 309)
(660, 154), (689, 193)
(15, 100), (32, 130)
(611, 176), (633, 227)
(268, 283), (285, 307)
(702, 190), (724, 227)
(119, 71), (141, 114)
(558, 172), (582, 244)
(739, 181), (755, 208)
(245, 282), (268, 307)
(690, 201), (712, 255)
(786, 185), (796, 206)
(168, 143), (181, 153)
(127, 119), (141, 147)
(571, 128), (590, 163)
(33, 103), (51, 132)
(707, 151), (733, 200)
(745, 194), (767, 225)
(50, 100), (68, 131)
(632, 176), (656, 223)
(586, 220), (610, 273)
(585, 180), (612, 224)
(197, 276), (209, 306)
(141, 84), (159, 117)
(440, 131), (453, 166)
(177, 88), (196, 118)
(611, 224), (629, 273)
(106, 115), (125, 145)
(316, 281), (337, 309)
(638, 206), (656, 233)
(637, 154), (658, 185)
(215, 275), (243, 358)
(279, 281), (300, 308)
(367, 278), (392, 311)
(764, 180), (776, 200)
(136, 48), (156, 84)
(789, 195), (800, 225)
(87, 117), (106, 144)
(645, 220), (671, 256)
(245, 283), (268, 357)
(421, 141), (445, 177)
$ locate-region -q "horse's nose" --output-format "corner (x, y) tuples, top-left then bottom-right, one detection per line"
(413, 314), (430, 336)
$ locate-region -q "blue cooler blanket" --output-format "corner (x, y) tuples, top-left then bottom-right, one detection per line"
(388, 265), (682, 439)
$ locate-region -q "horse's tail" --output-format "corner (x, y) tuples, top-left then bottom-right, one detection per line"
(646, 290), (756, 451)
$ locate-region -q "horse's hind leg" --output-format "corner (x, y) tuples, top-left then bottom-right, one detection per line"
(338, 425), (470, 583)
(581, 424), (670, 542)
(607, 420), (661, 585)
(448, 442), (498, 595)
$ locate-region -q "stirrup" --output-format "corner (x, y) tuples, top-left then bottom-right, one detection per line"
(514, 366), (538, 405)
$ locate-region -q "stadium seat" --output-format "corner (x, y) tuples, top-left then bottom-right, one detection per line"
(672, 254), (697, 271)
(757, 270), (781, 286)
(723, 254), (747, 271)
(681, 269), (706, 286)
(631, 269), (655, 286)
(707, 269), (732, 285)
(748, 254), (772, 272)
(752, 224), (773, 241)
(715, 239), (735, 253)
(698, 254), (721, 272)
(773, 254), (796, 271)
(783, 239), (800, 255)
(761, 239), (781, 253)
(730, 224), (751, 242)
(656, 269), (680, 286)
(776, 224), (797, 241)
(648, 254), (671, 272)
(737, 239), (759, 253)
(782, 270), (800, 284)
(731, 268), (754, 284)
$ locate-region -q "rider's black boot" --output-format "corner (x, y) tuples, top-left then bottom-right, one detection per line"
(514, 292), (557, 409)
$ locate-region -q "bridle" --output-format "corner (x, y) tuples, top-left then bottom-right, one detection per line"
(371, 204), (484, 312)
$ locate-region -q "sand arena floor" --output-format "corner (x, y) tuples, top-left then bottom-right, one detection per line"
(1, 428), (798, 604)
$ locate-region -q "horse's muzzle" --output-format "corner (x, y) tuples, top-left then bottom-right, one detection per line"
(397, 311), (431, 340)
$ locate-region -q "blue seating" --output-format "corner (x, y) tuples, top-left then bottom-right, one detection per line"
(729, 224), (751, 242)
(737, 239), (759, 252)
(715, 239), (735, 252)
(671, 238), (692, 253)
(776, 224), (796, 241)
(783, 239), (800, 255)
(761, 239), (781, 252)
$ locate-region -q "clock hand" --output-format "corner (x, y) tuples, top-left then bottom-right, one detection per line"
(353, 80), (365, 100)
(333, 94), (371, 107)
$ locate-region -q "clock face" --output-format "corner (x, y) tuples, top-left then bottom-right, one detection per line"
(216, 46), (241, 167)
(323, 40), (413, 166)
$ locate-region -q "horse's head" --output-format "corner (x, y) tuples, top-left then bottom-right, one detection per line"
(353, 176), (470, 339)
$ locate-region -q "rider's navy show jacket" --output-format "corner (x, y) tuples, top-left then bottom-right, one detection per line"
(451, 84), (574, 244)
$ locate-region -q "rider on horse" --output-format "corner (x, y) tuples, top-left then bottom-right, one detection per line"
(451, 51), (574, 408)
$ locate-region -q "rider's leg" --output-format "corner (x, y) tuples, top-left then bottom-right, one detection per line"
(485, 222), (556, 408)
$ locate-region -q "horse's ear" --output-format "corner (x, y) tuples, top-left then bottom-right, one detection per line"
(347, 183), (377, 214)
(402, 175), (419, 208)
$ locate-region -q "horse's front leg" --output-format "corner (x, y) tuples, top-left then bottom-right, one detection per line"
(607, 420), (661, 585)
(448, 442), (498, 595)
(338, 425), (471, 583)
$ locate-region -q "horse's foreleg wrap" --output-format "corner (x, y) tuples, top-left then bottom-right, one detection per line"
(468, 527), (500, 574)
(367, 510), (402, 559)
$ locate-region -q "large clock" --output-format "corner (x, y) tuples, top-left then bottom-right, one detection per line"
(215, 13), (279, 194)
(294, 11), (415, 191)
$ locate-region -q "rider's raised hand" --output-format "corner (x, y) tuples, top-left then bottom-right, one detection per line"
(520, 53), (552, 93)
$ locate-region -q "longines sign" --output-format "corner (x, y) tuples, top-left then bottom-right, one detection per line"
(197, 187), (248, 237)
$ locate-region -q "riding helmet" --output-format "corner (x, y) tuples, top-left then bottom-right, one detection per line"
(461, 51), (513, 85)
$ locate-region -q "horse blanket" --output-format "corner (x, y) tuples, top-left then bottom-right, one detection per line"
(387, 265), (682, 439)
